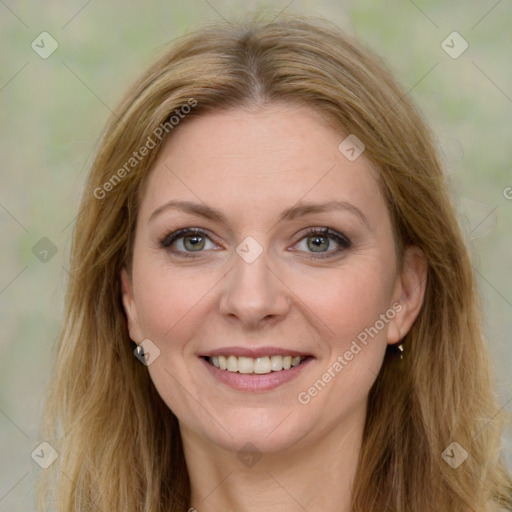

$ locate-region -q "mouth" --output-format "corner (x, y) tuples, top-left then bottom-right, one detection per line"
(199, 347), (314, 391)
(203, 354), (311, 375)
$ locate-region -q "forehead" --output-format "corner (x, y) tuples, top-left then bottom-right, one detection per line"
(138, 103), (385, 225)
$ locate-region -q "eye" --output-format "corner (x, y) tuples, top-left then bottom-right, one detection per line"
(159, 228), (219, 257)
(293, 227), (351, 259)
(159, 227), (351, 260)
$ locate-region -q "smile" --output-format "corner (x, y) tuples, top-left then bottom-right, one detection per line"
(206, 355), (307, 374)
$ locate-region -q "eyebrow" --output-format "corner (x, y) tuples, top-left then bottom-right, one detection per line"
(149, 199), (369, 228)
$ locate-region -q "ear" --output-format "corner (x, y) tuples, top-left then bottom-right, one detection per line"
(120, 267), (144, 343)
(387, 245), (427, 345)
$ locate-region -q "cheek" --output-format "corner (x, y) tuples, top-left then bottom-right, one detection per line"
(132, 259), (218, 341)
(294, 264), (394, 421)
(294, 258), (396, 347)
(133, 250), (396, 351)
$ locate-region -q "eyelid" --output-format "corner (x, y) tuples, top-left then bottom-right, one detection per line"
(159, 227), (217, 248)
(290, 227), (351, 259)
(159, 228), (221, 258)
(159, 226), (351, 259)
(297, 227), (351, 246)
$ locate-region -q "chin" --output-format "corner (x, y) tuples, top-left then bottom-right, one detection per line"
(191, 407), (314, 455)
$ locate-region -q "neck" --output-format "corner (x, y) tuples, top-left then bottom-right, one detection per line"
(181, 406), (365, 512)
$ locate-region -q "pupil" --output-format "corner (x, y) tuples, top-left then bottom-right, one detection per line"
(185, 235), (204, 251)
(309, 236), (328, 252)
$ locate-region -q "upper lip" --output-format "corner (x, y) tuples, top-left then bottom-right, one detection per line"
(200, 346), (313, 358)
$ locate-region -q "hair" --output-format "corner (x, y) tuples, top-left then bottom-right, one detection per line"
(37, 12), (512, 512)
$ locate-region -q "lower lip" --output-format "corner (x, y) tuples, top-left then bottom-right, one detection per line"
(200, 357), (313, 391)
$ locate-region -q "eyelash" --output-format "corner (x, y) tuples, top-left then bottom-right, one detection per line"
(159, 227), (351, 260)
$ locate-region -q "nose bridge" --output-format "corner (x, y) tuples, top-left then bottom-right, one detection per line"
(219, 242), (289, 326)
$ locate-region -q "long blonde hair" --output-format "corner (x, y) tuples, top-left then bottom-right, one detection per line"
(37, 13), (512, 512)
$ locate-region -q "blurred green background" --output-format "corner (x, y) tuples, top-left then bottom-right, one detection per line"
(1, 0), (511, 509)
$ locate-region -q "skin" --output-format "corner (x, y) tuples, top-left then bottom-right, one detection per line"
(121, 103), (427, 512)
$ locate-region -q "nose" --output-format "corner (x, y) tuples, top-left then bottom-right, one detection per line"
(219, 248), (290, 330)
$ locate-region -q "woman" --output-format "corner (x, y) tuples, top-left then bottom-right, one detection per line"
(37, 13), (512, 512)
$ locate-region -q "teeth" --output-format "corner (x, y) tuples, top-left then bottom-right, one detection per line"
(270, 355), (282, 371)
(208, 355), (306, 374)
(254, 357), (270, 374)
(227, 355), (238, 372)
(238, 357), (253, 374)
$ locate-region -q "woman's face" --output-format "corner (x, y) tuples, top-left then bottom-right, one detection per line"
(121, 103), (425, 454)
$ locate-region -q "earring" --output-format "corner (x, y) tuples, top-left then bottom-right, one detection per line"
(130, 340), (144, 358)
(397, 343), (404, 360)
